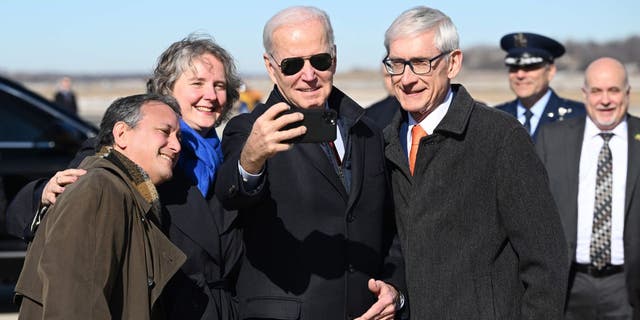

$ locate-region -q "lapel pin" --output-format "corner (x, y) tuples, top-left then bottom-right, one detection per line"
(634, 133), (640, 141)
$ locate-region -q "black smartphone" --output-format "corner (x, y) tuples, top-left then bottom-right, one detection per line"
(279, 108), (337, 143)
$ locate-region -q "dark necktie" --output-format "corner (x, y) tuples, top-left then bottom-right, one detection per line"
(523, 109), (533, 135)
(327, 141), (341, 166)
(590, 132), (614, 269)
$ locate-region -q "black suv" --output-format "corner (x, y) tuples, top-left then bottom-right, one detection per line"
(0, 75), (98, 309)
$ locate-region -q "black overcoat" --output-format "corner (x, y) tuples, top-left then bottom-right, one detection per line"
(215, 86), (405, 320)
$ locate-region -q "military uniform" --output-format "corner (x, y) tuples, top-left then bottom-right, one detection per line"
(494, 32), (585, 142)
(494, 90), (585, 141)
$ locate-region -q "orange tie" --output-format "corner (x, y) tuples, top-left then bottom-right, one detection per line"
(409, 124), (427, 175)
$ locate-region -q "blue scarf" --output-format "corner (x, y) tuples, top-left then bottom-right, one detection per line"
(176, 119), (223, 197)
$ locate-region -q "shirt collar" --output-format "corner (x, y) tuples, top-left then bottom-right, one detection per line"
(408, 87), (454, 134)
(584, 114), (628, 141)
(517, 89), (551, 118)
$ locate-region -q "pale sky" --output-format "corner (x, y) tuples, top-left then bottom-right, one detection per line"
(1, 0), (638, 75)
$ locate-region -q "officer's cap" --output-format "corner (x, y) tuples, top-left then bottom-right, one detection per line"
(500, 32), (565, 67)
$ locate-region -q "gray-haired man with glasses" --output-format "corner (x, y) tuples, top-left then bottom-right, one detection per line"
(215, 5), (407, 320)
(381, 6), (569, 319)
(382, 51), (450, 76)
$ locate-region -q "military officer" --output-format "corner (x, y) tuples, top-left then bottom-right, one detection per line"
(494, 32), (585, 142)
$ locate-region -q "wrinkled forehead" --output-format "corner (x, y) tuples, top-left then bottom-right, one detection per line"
(271, 21), (333, 58)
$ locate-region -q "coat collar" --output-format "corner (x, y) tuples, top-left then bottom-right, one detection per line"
(78, 155), (186, 310)
(625, 115), (640, 213)
(79, 156), (154, 217)
(384, 84), (474, 176)
(262, 85), (365, 129)
(385, 84), (475, 137)
(260, 85), (367, 204)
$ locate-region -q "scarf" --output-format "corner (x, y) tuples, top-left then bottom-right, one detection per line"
(176, 119), (223, 197)
(97, 146), (161, 219)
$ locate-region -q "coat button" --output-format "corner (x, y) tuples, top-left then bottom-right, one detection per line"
(147, 278), (155, 288)
(347, 264), (355, 273)
(346, 214), (354, 222)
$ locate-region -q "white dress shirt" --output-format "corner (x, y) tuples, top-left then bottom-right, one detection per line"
(576, 116), (628, 265)
(405, 88), (453, 155)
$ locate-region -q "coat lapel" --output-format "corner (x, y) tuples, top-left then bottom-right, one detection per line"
(501, 101), (518, 117)
(346, 130), (365, 212)
(297, 142), (348, 200)
(564, 118), (585, 248)
(625, 115), (640, 215)
(384, 109), (411, 179)
(160, 172), (222, 262)
(535, 92), (561, 138)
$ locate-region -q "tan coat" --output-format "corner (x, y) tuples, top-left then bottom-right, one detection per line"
(15, 155), (186, 320)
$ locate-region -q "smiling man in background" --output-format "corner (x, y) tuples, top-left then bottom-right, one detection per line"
(536, 57), (640, 319)
(495, 32), (585, 141)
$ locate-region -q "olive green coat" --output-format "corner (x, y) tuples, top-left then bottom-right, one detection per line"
(15, 155), (186, 320)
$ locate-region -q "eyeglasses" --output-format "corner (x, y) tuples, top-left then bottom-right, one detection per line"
(270, 53), (333, 76)
(382, 51), (450, 75)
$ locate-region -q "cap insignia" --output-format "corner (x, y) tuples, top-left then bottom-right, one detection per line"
(514, 33), (527, 48)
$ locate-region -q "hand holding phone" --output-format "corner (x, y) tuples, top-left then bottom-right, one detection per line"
(279, 108), (337, 143)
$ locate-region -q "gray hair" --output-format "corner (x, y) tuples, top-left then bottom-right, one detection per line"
(263, 6), (335, 56)
(97, 94), (181, 148)
(384, 6), (459, 55)
(146, 34), (240, 126)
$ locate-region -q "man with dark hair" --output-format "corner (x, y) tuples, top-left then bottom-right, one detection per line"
(494, 32), (585, 141)
(15, 94), (185, 320)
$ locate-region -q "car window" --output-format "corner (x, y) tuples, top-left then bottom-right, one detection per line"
(0, 89), (60, 142)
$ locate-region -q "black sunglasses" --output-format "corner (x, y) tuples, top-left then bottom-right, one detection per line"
(271, 53), (333, 76)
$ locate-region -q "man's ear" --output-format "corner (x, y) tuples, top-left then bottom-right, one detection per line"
(112, 121), (130, 150)
(447, 49), (463, 79)
(263, 53), (279, 85)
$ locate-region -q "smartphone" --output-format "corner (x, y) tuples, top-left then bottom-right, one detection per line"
(279, 108), (337, 143)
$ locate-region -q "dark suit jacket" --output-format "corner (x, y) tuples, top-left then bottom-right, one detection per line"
(215, 86), (405, 320)
(536, 115), (640, 318)
(494, 89), (586, 142)
(54, 91), (78, 114)
(6, 137), (242, 320)
(365, 95), (401, 130)
(384, 84), (568, 319)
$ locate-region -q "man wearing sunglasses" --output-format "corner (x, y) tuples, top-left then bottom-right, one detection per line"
(381, 6), (568, 319)
(215, 5), (406, 320)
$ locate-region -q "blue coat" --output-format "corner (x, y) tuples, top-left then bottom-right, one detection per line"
(494, 89), (585, 142)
